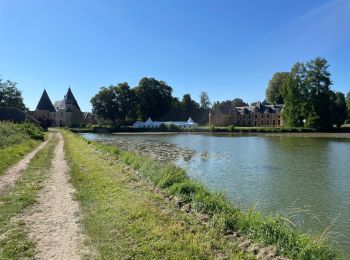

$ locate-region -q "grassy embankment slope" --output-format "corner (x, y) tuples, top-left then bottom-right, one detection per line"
(63, 130), (341, 259)
(63, 130), (250, 259)
(0, 134), (57, 258)
(0, 122), (44, 175)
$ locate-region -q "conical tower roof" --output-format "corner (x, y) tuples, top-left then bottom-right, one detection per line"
(36, 89), (56, 112)
(64, 87), (80, 110)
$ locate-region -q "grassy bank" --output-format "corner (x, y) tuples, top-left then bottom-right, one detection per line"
(65, 130), (342, 259)
(63, 130), (252, 259)
(0, 135), (56, 259)
(0, 122), (45, 175)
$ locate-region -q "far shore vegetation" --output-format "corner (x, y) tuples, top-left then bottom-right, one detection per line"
(87, 57), (350, 131)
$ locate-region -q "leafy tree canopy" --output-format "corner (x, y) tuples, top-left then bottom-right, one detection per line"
(346, 91), (350, 118)
(212, 98), (248, 114)
(199, 92), (211, 110)
(91, 83), (135, 124)
(330, 91), (347, 128)
(0, 78), (27, 111)
(265, 72), (289, 104)
(279, 57), (337, 129)
(134, 77), (173, 121)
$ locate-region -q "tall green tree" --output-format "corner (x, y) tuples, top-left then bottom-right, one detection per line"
(232, 98), (248, 107)
(161, 97), (184, 121)
(266, 72), (289, 104)
(0, 78), (27, 111)
(346, 91), (350, 122)
(91, 83), (135, 124)
(330, 91), (347, 128)
(212, 98), (248, 114)
(182, 94), (200, 119)
(304, 57), (332, 129)
(134, 77), (173, 120)
(281, 62), (306, 127)
(199, 92), (211, 109)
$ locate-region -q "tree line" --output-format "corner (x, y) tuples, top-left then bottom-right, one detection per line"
(2, 58), (350, 129)
(213, 57), (350, 130)
(91, 77), (211, 125)
(265, 57), (349, 129)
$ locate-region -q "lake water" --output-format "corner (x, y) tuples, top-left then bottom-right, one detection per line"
(81, 132), (350, 255)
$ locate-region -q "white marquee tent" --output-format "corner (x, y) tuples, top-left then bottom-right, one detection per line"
(132, 117), (198, 129)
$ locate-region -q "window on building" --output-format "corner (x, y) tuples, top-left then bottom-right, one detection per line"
(254, 121), (257, 126)
(255, 115), (257, 119)
(273, 120), (275, 125)
(261, 115), (264, 118)
(267, 114), (269, 118)
(267, 120), (269, 125)
(278, 120), (280, 125)
(278, 115), (280, 118)
(261, 121), (263, 125)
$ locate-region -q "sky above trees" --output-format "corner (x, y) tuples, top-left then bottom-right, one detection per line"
(0, 0), (350, 111)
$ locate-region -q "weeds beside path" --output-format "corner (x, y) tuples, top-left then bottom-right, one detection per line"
(0, 134), (51, 194)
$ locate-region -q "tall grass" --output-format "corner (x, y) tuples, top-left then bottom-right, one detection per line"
(0, 122), (44, 148)
(0, 122), (44, 175)
(87, 135), (342, 259)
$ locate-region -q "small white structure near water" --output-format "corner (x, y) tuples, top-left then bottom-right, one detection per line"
(132, 117), (198, 129)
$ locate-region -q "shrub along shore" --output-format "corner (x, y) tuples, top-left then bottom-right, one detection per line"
(0, 122), (45, 175)
(65, 130), (342, 259)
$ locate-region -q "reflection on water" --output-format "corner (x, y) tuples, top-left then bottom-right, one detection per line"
(81, 132), (350, 255)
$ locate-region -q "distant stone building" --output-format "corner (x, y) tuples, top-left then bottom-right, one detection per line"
(209, 102), (283, 127)
(34, 88), (83, 127)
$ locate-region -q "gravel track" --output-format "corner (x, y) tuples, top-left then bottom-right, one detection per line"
(23, 132), (84, 259)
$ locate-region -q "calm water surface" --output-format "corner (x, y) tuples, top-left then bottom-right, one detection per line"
(82, 133), (350, 254)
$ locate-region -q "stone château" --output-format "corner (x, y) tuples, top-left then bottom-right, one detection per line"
(209, 102), (283, 127)
(34, 87), (82, 127)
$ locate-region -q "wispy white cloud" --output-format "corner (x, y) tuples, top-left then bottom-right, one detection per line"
(229, 0), (350, 70)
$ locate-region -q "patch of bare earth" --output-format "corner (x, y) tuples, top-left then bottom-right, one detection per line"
(23, 132), (84, 259)
(0, 134), (51, 194)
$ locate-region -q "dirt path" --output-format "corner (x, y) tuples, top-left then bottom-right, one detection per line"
(23, 132), (84, 259)
(0, 134), (51, 194)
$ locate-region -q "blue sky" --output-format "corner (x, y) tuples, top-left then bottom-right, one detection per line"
(1, 0), (350, 111)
